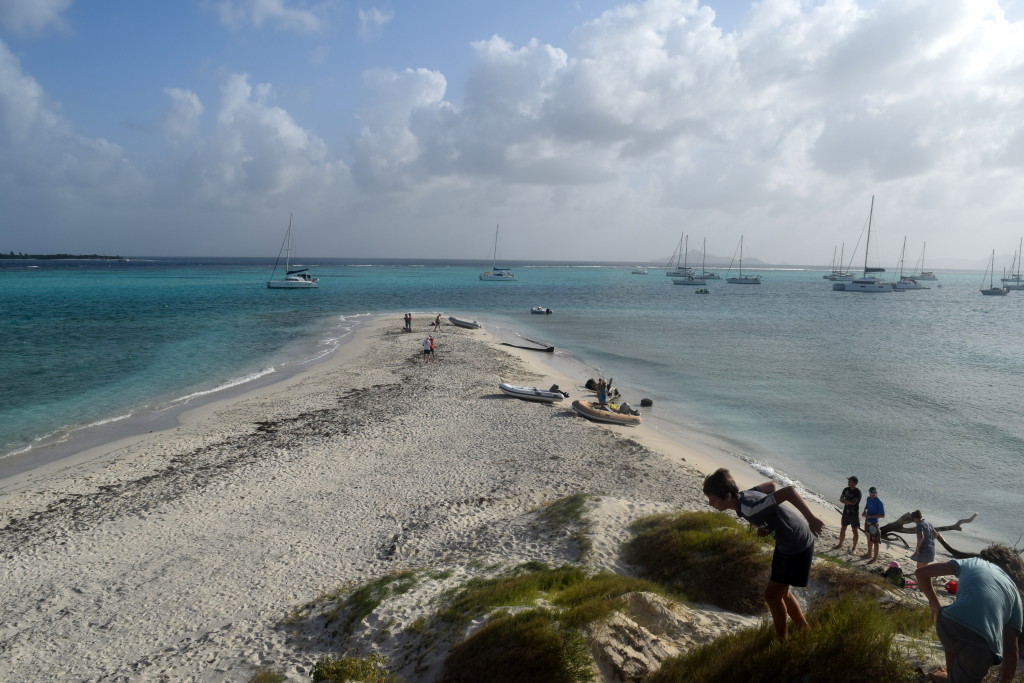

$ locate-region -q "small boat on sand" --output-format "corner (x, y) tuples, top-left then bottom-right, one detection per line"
(448, 316), (482, 329)
(499, 383), (566, 403)
(531, 306), (553, 314)
(571, 400), (642, 426)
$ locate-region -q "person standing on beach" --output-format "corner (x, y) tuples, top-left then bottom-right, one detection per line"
(911, 510), (940, 569)
(861, 486), (885, 564)
(433, 314), (441, 331)
(429, 335), (436, 362)
(703, 468), (825, 641)
(832, 476), (862, 553)
(596, 378), (608, 405)
(422, 336), (431, 362)
(916, 544), (1023, 683)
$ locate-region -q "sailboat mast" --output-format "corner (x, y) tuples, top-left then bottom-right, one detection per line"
(864, 196), (874, 276)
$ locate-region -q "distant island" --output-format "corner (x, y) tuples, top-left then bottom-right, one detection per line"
(4, 252), (128, 260)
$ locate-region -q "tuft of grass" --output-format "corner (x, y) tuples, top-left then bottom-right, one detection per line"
(647, 592), (922, 682)
(248, 670), (286, 683)
(311, 652), (401, 683)
(624, 511), (770, 614)
(437, 609), (594, 683)
(437, 564), (588, 631)
(326, 570), (419, 635)
(538, 494), (595, 556)
(538, 493), (592, 529)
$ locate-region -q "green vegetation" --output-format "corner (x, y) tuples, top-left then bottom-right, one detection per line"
(537, 493), (595, 555)
(299, 508), (937, 683)
(436, 562), (663, 634)
(4, 252), (126, 260)
(647, 593), (930, 682)
(437, 609), (593, 683)
(248, 670), (286, 683)
(325, 570), (419, 635)
(311, 653), (399, 682)
(623, 511), (771, 613)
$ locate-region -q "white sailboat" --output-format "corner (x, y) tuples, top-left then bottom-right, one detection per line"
(664, 232), (692, 277)
(823, 243), (855, 281)
(673, 236), (706, 286)
(725, 235), (761, 284)
(892, 237), (927, 290)
(479, 225), (516, 281)
(833, 196), (890, 293)
(267, 214), (319, 289)
(981, 250), (1009, 296)
(1000, 238), (1023, 290)
(912, 243), (938, 281)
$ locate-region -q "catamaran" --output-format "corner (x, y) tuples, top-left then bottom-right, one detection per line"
(833, 196), (890, 293)
(479, 225), (516, 281)
(267, 214), (319, 289)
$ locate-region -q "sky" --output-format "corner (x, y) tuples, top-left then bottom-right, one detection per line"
(2, 0), (1024, 267)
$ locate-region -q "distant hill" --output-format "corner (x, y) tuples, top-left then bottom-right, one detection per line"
(3, 252), (127, 260)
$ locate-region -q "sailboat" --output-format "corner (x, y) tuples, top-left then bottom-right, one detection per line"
(981, 250), (1009, 296)
(1000, 238), (1023, 290)
(725, 235), (761, 284)
(673, 236), (706, 286)
(912, 243), (937, 280)
(267, 214), (319, 289)
(833, 196), (890, 293)
(664, 233), (692, 277)
(892, 237), (927, 290)
(823, 244), (855, 281)
(479, 225), (516, 281)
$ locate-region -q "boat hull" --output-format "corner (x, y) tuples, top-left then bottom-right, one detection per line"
(981, 288), (1009, 296)
(571, 400), (641, 426)
(267, 278), (319, 289)
(499, 383), (564, 403)
(727, 277), (761, 284)
(673, 277), (706, 286)
(479, 272), (516, 281)
(833, 278), (891, 292)
(448, 316), (481, 329)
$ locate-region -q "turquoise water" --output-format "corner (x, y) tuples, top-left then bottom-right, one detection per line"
(1, 257), (1021, 551)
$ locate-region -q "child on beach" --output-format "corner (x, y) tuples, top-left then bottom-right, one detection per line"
(832, 475), (862, 553)
(703, 468), (825, 641)
(910, 509), (940, 569)
(861, 486), (885, 564)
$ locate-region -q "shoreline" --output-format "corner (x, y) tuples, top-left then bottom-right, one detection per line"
(0, 313), (946, 680)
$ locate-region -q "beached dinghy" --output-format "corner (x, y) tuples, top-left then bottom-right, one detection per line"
(571, 400), (641, 426)
(448, 316), (482, 329)
(498, 383), (566, 403)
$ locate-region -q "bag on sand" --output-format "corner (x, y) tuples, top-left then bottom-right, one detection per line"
(882, 566), (906, 588)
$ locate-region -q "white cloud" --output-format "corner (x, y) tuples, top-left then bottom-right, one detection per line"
(162, 88), (204, 147)
(193, 73), (345, 206)
(0, 0), (72, 35)
(358, 7), (394, 41)
(0, 39), (145, 197)
(212, 0), (329, 33)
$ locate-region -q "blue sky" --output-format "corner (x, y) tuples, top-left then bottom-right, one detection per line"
(2, 0), (1024, 266)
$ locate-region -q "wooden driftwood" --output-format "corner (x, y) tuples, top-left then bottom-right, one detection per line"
(878, 512), (980, 559)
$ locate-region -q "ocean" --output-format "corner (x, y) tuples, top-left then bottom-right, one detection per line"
(1, 257), (1021, 552)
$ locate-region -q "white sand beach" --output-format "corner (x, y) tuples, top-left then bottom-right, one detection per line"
(0, 315), (950, 681)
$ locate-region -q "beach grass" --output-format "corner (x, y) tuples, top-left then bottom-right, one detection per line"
(646, 592), (929, 682)
(437, 609), (593, 683)
(623, 510), (771, 613)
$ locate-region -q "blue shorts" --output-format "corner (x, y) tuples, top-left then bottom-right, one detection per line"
(770, 544), (813, 587)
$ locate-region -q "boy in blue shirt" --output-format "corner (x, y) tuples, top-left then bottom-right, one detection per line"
(703, 468), (825, 640)
(861, 486), (885, 564)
